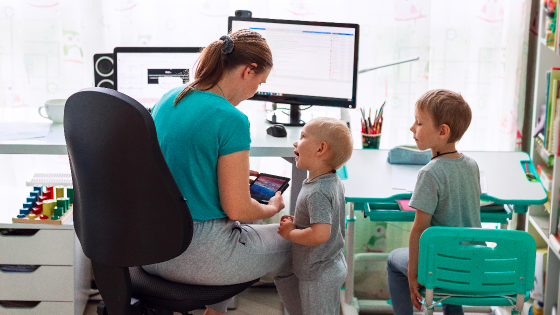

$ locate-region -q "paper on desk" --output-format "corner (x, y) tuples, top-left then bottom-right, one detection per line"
(392, 164), (423, 191)
(0, 122), (51, 141)
(392, 165), (490, 193)
(480, 171), (488, 194)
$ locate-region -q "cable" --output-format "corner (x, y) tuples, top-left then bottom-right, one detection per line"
(267, 104), (312, 113)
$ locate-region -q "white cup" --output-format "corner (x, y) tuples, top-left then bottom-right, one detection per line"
(38, 99), (66, 124)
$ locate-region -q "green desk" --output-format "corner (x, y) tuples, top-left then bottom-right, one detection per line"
(341, 150), (548, 314)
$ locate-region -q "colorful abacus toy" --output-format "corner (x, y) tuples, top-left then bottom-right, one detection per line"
(12, 185), (74, 225)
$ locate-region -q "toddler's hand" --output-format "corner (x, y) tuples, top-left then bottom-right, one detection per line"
(280, 215), (294, 223)
(277, 219), (296, 240)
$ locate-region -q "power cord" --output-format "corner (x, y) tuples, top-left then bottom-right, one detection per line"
(281, 105), (313, 116)
(267, 103), (313, 113)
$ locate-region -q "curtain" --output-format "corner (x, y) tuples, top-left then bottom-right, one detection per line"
(0, 0), (531, 151)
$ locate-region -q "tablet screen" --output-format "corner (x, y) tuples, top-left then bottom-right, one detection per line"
(250, 176), (288, 202)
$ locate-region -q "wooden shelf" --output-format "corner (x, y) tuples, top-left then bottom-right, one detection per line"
(535, 138), (555, 167)
(529, 213), (551, 242)
(532, 4), (560, 314)
(549, 234), (560, 260)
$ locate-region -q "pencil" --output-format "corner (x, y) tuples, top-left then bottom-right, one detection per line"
(360, 108), (368, 134)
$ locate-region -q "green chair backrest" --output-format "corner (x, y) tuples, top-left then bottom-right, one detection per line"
(418, 227), (536, 295)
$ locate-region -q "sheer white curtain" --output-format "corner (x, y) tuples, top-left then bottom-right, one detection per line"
(0, 0), (530, 151)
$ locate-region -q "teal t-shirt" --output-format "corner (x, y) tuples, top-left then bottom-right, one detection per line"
(151, 86), (251, 222)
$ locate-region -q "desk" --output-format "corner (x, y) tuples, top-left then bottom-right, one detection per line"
(0, 105), (360, 314)
(0, 106), (364, 214)
(341, 150), (548, 314)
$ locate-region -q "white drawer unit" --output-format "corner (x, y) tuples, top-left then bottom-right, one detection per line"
(0, 229), (74, 265)
(0, 301), (74, 315)
(0, 266), (74, 300)
(0, 226), (90, 315)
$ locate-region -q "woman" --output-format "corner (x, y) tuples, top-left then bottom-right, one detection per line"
(143, 30), (302, 315)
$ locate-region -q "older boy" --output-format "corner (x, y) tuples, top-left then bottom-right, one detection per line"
(387, 89), (481, 315)
(277, 117), (353, 315)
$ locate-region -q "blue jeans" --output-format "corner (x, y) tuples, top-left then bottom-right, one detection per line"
(387, 248), (464, 315)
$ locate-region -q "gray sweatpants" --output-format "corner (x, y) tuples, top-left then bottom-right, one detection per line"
(298, 256), (347, 315)
(142, 218), (303, 314)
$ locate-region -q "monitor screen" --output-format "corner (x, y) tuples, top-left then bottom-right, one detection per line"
(229, 17), (359, 109)
(114, 47), (202, 108)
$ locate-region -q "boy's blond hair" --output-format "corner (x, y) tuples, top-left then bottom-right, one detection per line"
(308, 117), (353, 170)
(416, 89), (472, 143)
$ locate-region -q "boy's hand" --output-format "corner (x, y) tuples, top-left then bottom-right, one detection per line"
(280, 215), (294, 223)
(408, 276), (424, 311)
(277, 219), (296, 240)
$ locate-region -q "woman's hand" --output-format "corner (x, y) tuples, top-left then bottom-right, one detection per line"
(268, 191), (285, 214)
(249, 170), (259, 184)
(218, 151), (283, 222)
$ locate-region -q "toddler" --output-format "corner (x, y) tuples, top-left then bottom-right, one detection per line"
(277, 117), (353, 315)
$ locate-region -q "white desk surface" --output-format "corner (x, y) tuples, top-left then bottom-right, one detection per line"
(0, 105), (363, 227)
(0, 106), (363, 155)
(343, 150), (548, 205)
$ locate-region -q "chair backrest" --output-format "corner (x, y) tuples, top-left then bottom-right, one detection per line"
(418, 227), (536, 295)
(64, 87), (193, 267)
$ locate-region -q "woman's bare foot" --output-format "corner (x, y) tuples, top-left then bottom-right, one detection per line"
(203, 307), (224, 315)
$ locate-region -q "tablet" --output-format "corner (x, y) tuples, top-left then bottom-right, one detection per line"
(250, 173), (291, 204)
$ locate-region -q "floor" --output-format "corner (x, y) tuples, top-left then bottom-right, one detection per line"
(84, 286), (285, 315)
(83, 287), (493, 315)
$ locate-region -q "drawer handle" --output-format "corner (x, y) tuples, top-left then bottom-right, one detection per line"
(0, 301), (41, 309)
(0, 265), (40, 273)
(0, 229), (39, 236)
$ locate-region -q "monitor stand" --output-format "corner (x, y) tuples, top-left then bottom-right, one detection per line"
(266, 104), (311, 126)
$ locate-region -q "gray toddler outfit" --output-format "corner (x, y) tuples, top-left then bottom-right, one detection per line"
(292, 173), (348, 315)
(409, 154), (482, 228)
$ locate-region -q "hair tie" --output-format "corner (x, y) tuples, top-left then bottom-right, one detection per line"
(220, 35), (234, 54)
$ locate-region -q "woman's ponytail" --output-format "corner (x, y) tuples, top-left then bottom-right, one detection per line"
(173, 29), (272, 106)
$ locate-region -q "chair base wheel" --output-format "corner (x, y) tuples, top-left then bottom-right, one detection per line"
(96, 301), (107, 315)
(96, 299), (142, 315)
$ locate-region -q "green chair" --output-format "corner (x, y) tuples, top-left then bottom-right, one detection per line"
(418, 227), (536, 315)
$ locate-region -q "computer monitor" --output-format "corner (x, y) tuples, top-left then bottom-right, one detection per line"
(229, 17), (359, 125)
(114, 47), (202, 108)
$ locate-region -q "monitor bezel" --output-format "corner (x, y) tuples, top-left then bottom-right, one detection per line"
(113, 47), (203, 92)
(228, 17), (359, 109)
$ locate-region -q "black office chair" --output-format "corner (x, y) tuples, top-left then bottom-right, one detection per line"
(64, 87), (258, 315)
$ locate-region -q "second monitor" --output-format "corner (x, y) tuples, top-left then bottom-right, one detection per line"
(229, 17), (359, 126)
(114, 47), (202, 108)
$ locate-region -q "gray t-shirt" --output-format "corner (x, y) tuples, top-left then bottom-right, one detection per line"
(409, 154), (482, 228)
(292, 173), (346, 280)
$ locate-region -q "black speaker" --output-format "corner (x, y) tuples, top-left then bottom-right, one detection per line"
(93, 53), (114, 89)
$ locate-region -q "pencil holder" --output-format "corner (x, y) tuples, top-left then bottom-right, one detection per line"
(362, 133), (381, 149)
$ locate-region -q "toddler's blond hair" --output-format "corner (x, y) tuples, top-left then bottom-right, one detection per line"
(307, 117), (353, 170)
